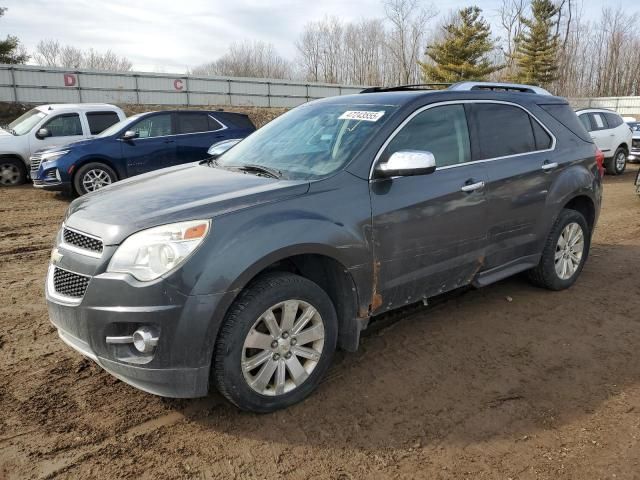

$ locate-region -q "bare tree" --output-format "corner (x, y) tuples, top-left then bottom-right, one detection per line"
(32, 39), (132, 71)
(384, 0), (438, 84)
(191, 41), (291, 79)
(496, 0), (528, 78)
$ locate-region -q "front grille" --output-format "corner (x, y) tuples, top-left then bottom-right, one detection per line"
(632, 139), (640, 149)
(53, 267), (90, 298)
(63, 228), (103, 254)
(30, 153), (43, 175)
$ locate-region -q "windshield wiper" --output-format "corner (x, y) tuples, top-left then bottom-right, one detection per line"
(235, 164), (282, 179)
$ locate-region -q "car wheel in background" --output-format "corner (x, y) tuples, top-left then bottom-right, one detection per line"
(528, 209), (590, 291)
(0, 158), (27, 186)
(73, 162), (117, 195)
(605, 148), (627, 175)
(213, 272), (337, 413)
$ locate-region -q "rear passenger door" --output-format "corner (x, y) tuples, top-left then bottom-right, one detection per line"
(370, 104), (489, 311)
(176, 112), (227, 163)
(467, 102), (556, 270)
(586, 112), (614, 155)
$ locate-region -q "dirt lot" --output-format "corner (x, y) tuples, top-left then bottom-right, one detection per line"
(1, 171), (639, 479)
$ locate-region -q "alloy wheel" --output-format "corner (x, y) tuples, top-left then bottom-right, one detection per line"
(241, 299), (325, 396)
(615, 151), (626, 172)
(82, 168), (113, 192)
(554, 222), (584, 280)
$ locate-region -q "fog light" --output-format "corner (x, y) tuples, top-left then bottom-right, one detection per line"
(132, 327), (159, 354)
(55, 168), (61, 182)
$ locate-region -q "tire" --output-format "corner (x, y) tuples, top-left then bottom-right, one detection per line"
(73, 162), (117, 195)
(528, 209), (590, 291)
(0, 157), (27, 186)
(213, 272), (337, 413)
(605, 147), (627, 175)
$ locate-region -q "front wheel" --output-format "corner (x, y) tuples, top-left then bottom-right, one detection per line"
(0, 158), (27, 186)
(213, 272), (337, 413)
(528, 209), (590, 290)
(605, 148), (627, 175)
(73, 162), (117, 195)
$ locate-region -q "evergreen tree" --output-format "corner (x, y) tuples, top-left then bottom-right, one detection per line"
(512, 0), (560, 86)
(0, 7), (28, 64)
(420, 6), (502, 83)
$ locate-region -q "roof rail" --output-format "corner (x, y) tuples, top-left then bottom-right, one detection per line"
(448, 81), (552, 96)
(360, 83), (451, 93)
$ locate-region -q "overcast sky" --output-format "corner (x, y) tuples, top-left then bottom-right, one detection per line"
(1, 0), (629, 73)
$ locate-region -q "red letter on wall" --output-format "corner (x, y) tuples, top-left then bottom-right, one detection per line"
(64, 73), (77, 87)
(174, 79), (184, 91)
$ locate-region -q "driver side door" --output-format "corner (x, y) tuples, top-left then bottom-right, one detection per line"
(31, 113), (85, 152)
(369, 103), (489, 313)
(121, 113), (177, 176)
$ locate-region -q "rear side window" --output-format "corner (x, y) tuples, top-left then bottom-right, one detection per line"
(43, 113), (83, 137)
(383, 104), (471, 168)
(215, 112), (255, 130)
(86, 111), (120, 135)
(591, 113), (607, 130)
(540, 104), (592, 143)
(471, 103), (536, 159)
(177, 112), (212, 134)
(531, 118), (553, 150)
(604, 112), (623, 128)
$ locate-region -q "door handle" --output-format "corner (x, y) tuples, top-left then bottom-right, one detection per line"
(541, 162), (559, 171)
(460, 181), (485, 192)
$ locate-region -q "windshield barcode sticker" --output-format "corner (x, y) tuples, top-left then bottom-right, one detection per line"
(339, 111), (385, 122)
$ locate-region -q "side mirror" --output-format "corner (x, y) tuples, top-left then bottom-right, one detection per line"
(207, 138), (241, 159)
(36, 128), (50, 140)
(375, 150), (437, 178)
(122, 130), (139, 140)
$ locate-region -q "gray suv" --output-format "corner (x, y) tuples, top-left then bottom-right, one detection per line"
(46, 82), (602, 412)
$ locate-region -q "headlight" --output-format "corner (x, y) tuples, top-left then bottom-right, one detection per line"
(107, 220), (211, 281)
(41, 150), (69, 163)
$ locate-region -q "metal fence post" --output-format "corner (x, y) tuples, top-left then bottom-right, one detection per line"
(185, 76), (190, 107)
(134, 74), (140, 104)
(227, 79), (232, 106)
(76, 71), (82, 102)
(9, 66), (17, 102)
(267, 82), (271, 108)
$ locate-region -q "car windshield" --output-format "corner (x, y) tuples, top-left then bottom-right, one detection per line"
(7, 108), (47, 135)
(629, 122), (640, 131)
(97, 114), (141, 138)
(216, 102), (398, 179)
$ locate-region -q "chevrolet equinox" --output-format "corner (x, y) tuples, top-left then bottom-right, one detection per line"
(46, 82), (603, 412)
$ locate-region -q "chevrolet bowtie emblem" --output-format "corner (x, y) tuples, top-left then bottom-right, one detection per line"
(51, 248), (63, 265)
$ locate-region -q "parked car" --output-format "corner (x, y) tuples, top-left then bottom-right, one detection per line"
(31, 110), (255, 195)
(47, 82), (602, 412)
(576, 108), (632, 175)
(0, 104), (125, 186)
(627, 121), (640, 163)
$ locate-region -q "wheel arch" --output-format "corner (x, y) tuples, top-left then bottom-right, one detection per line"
(563, 194), (596, 232)
(71, 157), (121, 192)
(210, 248), (365, 355)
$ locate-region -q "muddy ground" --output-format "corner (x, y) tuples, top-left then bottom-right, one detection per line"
(0, 171), (639, 479)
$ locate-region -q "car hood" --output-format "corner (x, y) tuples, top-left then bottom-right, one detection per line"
(65, 162), (310, 245)
(0, 128), (13, 137)
(37, 137), (100, 154)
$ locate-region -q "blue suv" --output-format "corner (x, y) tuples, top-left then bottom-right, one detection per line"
(31, 110), (255, 195)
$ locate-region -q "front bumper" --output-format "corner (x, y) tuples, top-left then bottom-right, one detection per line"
(46, 264), (228, 398)
(33, 179), (72, 192)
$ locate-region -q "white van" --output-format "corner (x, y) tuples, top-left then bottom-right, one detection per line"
(0, 104), (125, 186)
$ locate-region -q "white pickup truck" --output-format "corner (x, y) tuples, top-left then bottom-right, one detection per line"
(0, 103), (125, 186)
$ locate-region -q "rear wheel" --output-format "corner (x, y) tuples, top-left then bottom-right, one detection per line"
(73, 162), (117, 195)
(213, 272), (337, 413)
(528, 209), (590, 290)
(0, 158), (27, 186)
(605, 147), (627, 175)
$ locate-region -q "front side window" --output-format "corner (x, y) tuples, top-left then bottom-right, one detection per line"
(43, 114), (83, 137)
(216, 103), (398, 179)
(383, 105), (471, 167)
(86, 111), (120, 135)
(130, 113), (172, 138)
(472, 103), (536, 159)
(579, 114), (591, 131)
(7, 108), (47, 135)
